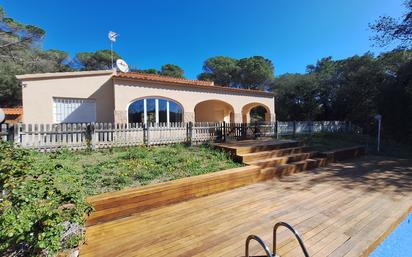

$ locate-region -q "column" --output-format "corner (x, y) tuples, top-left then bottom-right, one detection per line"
(114, 110), (127, 123)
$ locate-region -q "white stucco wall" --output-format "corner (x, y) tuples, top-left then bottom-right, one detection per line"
(113, 79), (275, 123)
(19, 71), (114, 123)
(18, 71), (276, 124)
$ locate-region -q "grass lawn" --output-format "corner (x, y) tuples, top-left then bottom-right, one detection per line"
(289, 132), (412, 158)
(300, 132), (369, 152)
(33, 143), (243, 196)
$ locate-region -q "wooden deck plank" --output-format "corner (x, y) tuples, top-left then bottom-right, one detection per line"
(80, 156), (412, 257)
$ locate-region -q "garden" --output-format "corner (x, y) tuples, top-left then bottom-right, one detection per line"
(0, 142), (241, 256)
(1, 132), (411, 256)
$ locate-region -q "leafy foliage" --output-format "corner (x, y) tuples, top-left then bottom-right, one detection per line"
(133, 68), (160, 75)
(0, 142), (240, 255)
(130, 64), (185, 78)
(0, 141), (91, 256)
(370, 0), (412, 49)
(198, 56), (239, 87)
(198, 56), (274, 89)
(273, 73), (321, 120)
(74, 50), (121, 71)
(160, 64), (184, 78)
(236, 56), (275, 90)
(0, 6), (72, 106)
(272, 50), (412, 142)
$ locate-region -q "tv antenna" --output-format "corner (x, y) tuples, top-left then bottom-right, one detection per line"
(108, 31), (119, 69)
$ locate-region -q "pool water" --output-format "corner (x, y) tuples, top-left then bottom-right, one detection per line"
(370, 212), (412, 257)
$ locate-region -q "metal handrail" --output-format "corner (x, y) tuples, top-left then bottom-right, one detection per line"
(245, 235), (274, 257)
(273, 222), (310, 257)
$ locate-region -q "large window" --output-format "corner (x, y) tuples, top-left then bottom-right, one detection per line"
(53, 98), (96, 123)
(128, 98), (183, 124)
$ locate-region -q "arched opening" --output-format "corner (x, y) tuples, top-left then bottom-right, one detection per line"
(128, 97), (183, 124)
(194, 100), (234, 123)
(242, 103), (271, 123)
(250, 106), (267, 123)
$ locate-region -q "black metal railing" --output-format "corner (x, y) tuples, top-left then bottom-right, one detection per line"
(245, 221), (310, 257)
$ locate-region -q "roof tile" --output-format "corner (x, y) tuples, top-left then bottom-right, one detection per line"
(114, 72), (274, 97)
(2, 107), (23, 115)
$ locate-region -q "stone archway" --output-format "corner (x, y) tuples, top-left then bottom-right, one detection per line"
(242, 103), (271, 123)
(194, 100), (235, 122)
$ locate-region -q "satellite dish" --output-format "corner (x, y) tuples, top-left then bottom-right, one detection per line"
(0, 108), (5, 123)
(116, 59), (129, 73)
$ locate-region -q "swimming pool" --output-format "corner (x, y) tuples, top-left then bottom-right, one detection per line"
(370, 212), (411, 257)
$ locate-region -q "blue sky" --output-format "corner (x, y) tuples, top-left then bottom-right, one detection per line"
(1, 0), (405, 79)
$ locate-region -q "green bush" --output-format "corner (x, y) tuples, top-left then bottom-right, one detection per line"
(0, 141), (91, 256)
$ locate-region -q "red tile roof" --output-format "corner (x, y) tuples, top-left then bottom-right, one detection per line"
(2, 107), (23, 115)
(114, 72), (275, 97)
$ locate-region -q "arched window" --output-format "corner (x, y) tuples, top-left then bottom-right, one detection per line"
(128, 98), (183, 124)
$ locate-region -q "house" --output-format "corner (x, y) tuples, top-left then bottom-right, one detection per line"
(1, 107), (23, 123)
(16, 70), (275, 124)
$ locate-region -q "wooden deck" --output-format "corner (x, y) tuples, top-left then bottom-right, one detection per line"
(80, 155), (412, 257)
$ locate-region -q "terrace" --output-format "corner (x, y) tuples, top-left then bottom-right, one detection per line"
(79, 141), (412, 257)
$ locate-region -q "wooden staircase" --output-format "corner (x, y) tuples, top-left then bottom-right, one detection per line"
(85, 140), (364, 227)
(219, 139), (328, 179)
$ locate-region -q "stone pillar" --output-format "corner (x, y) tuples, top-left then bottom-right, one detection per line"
(114, 110), (127, 124)
(271, 113), (276, 122)
(184, 112), (195, 123)
(234, 113), (242, 123)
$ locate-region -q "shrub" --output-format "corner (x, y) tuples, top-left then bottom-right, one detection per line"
(0, 142), (91, 256)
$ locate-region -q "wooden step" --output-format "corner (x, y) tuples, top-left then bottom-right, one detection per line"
(215, 140), (303, 155)
(258, 157), (328, 180)
(245, 151), (318, 168)
(319, 145), (366, 162)
(235, 141), (303, 154)
(237, 146), (309, 163)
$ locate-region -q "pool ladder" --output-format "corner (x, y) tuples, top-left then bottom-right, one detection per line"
(245, 221), (310, 257)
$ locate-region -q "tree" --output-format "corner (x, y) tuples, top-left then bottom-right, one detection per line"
(135, 68), (159, 75)
(74, 50), (121, 71)
(0, 6), (70, 106)
(332, 53), (383, 129)
(370, 0), (412, 49)
(236, 56), (275, 90)
(306, 57), (338, 120)
(197, 56), (239, 86)
(271, 73), (321, 120)
(160, 64), (184, 78)
(375, 50), (412, 140)
(0, 7), (45, 52)
(197, 56), (275, 90)
(197, 72), (214, 82)
(272, 50), (412, 142)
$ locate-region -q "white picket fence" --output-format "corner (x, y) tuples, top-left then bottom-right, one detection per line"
(0, 121), (353, 151)
(276, 121), (353, 135)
